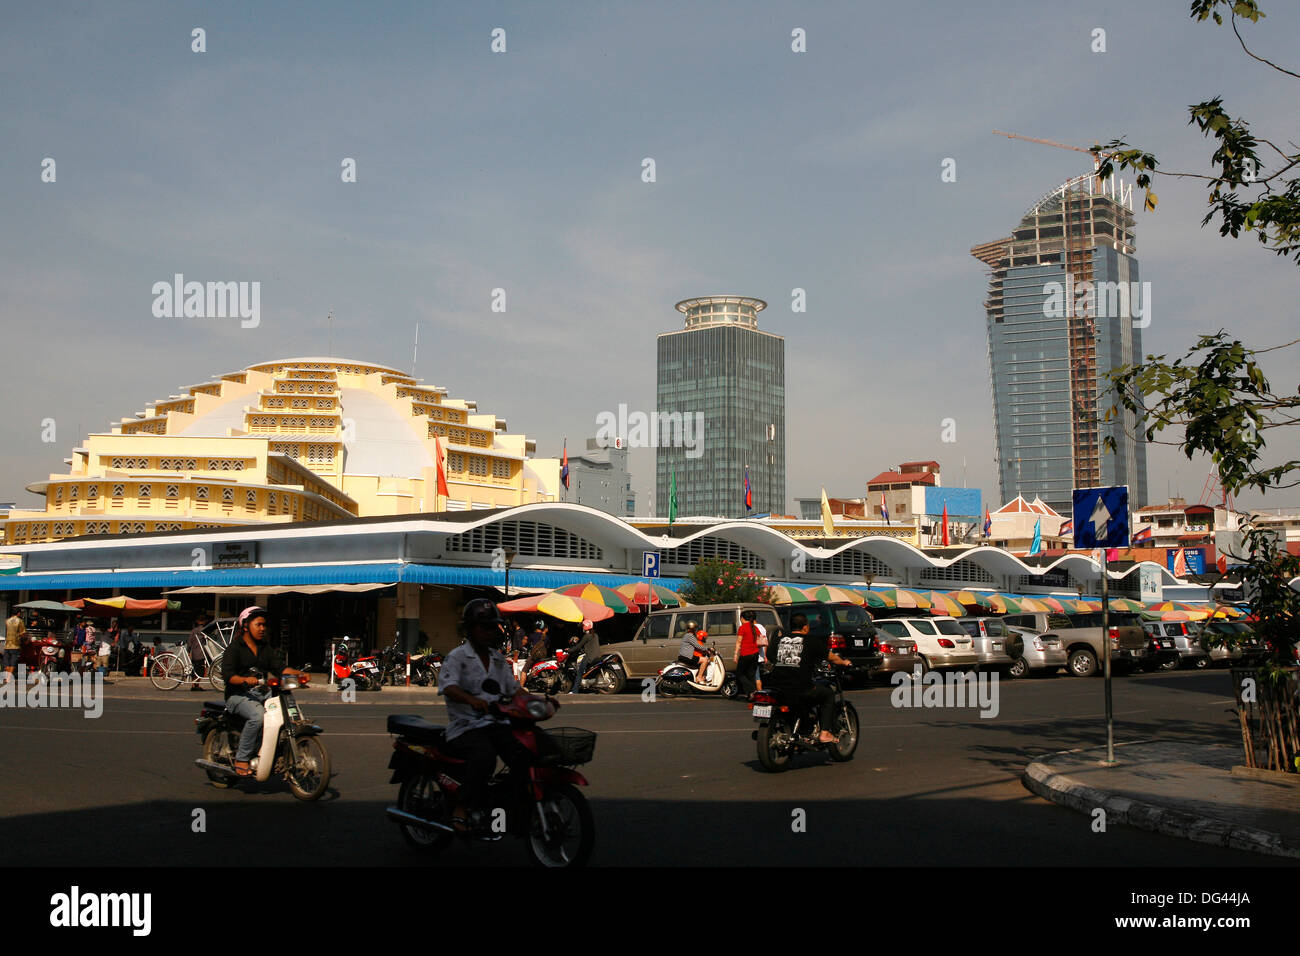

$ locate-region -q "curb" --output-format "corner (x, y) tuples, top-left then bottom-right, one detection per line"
(1023, 757), (1300, 859)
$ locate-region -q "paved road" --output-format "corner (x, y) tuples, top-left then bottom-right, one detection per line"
(0, 668), (1286, 866)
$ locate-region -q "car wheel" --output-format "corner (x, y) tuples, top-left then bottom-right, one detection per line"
(1007, 656), (1030, 680)
(1193, 656), (1210, 670)
(1068, 648), (1098, 678)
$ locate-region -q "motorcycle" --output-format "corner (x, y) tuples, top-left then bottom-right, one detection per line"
(193, 669), (331, 801)
(656, 644), (739, 699)
(409, 651), (443, 687)
(749, 663), (859, 772)
(525, 648), (625, 695)
(385, 678), (597, 866)
(330, 640), (383, 691)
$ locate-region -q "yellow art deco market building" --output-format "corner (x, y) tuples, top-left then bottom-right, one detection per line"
(3, 358), (561, 546)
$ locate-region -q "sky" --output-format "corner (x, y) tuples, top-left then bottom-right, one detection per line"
(2, 0), (1298, 517)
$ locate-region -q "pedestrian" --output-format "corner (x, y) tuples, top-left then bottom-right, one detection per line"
(754, 616), (769, 692)
(5, 611), (28, 682)
(734, 609), (763, 699)
(188, 615), (209, 690)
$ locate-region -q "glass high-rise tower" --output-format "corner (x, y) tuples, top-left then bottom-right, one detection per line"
(655, 296), (785, 519)
(972, 173), (1149, 514)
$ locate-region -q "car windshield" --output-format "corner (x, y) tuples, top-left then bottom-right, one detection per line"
(832, 606), (868, 626)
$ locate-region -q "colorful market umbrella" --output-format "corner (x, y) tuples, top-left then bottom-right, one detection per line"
(614, 582), (687, 609)
(1033, 596), (1070, 614)
(948, 590), (995, 610)
(551, 582), (637, 613)
(64, 597), (181, 617)
(920, 591), (966, 616)
(801, 584), (865, 605)
(766, 584), (811, 605)
(1106, 598), (1146, 613)
(1210, 605), (1244, 619)
(1067, 600), (1101, 613)
(877, 588), (932, 610)
(854, 589), (897, 610)
(496, 592), (614, 623)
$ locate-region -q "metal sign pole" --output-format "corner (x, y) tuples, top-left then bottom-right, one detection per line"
(1100, 547), (1113, 764)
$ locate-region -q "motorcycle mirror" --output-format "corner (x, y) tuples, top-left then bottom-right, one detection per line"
(481, 678), (501, 695)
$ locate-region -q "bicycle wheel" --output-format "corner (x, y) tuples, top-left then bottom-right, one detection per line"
(149, 653), (184, 690)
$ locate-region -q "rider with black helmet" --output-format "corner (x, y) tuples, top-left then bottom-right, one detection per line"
(438, 597), (525, 831)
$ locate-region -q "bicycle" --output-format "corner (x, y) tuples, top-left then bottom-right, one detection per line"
(149, 641), (226, 691)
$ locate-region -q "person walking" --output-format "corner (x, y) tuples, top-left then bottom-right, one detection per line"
(4, 611), (26, 682)
(188, 615), (209, 690)
(734, 610), (762, 699)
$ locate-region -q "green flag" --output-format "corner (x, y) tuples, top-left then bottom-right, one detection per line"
(669, 471), (678, 527)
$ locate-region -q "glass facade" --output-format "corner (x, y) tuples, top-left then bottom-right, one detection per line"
(980, 180), (1149, 515)
(655, 298), (785, 518)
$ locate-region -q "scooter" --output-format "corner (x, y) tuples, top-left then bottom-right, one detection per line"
(330, 640), (382, 691)
(193, 669), (331, 800)
(655, 645), (740, 699)
(385, 678), (597, 866)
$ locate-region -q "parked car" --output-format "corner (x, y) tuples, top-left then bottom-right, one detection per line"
(1191, 621), (1246, 667)
(873, 616), (978, 672)
(775, 602), (883, 684)
(609, 603), (782, 681)
(1000, 611), (1146, 678)
(956, 616), (1019, 675)
(1141, 621), (1201, 670)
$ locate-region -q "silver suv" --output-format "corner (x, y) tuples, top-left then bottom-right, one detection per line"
(875, 616), (978, 671)
(1000, 611), (1146, 678)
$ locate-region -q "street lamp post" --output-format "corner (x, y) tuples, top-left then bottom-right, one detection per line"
(504, 549), (517, 597)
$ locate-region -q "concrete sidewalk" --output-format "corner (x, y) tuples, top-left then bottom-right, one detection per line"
(1025, 741), (1300, 859)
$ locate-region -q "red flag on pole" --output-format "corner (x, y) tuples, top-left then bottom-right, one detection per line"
(941, 503), (949, 546)
(434, 435), (450, 499)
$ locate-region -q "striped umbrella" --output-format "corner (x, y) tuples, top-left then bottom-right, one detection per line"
(1033, 596), (1070, 614)
(1106, 598), (1146, 613)
(552, 582), (637, 613)
(920, 592), (966, 616)
(854, 589), (897, 610)
(497, 592), (615, 623)
(1147, 601), (1198, 612)
(767, 584), (811, 605)
(614, 582), (688, 609)
(949, 590), (996, 610)
(1210, 605), (1244, 619)
(802, 584), (865, 605)
(878, 588), (932, 610)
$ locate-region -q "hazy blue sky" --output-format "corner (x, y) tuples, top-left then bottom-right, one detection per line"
(3, 1), (1297, 516)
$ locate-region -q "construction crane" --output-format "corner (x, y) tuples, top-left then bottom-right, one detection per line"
(992, 129), (1114, 165)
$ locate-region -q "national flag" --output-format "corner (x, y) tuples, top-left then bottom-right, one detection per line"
(941, 503), (949, 546)
(881, 492), (890, 525)
(1106, 547), (1120, 562)
(668, 471), (678, 527)
(433, 435), (450, 499)
(1028, 518), (1042, 556)
(1173, 548), (1188, 577)
(744, 467), (753, 511)
(1133, 526), (1153, 545)
(982, 507), (991, 537)
(560, 440), (569, 490)
(1216, 554), (1228, 575)
(1059, 519), (1073, 537)
(820, 487), (835, 537)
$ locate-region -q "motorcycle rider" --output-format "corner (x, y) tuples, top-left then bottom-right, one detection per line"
(565, 619), (601, 695)
(675, 622), (711, 684)
(439, 598), (527, 831)
(525, 619), (551, 671)
(220, 606), (310, 776)
(766, 613), (851, 745)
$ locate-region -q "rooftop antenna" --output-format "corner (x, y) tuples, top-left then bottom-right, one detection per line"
(327, 310), (333, 357)
(412, 322), (420, 378)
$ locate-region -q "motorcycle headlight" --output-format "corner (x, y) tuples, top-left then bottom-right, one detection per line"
(526, 700), (549, 719)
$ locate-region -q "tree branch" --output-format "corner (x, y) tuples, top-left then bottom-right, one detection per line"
(1231, 12), (1300, 79)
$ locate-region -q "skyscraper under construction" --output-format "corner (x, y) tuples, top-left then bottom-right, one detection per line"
(972, 172), (1149, 515)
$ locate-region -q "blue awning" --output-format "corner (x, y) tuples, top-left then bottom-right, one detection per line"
(0, 562), (686, 593)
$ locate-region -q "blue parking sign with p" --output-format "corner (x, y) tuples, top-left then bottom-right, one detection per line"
(1072, 486), (1130, 550)
(642, 551), (660, 578)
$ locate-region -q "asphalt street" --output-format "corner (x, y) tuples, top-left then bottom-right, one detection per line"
(0, 668), (1286, 867)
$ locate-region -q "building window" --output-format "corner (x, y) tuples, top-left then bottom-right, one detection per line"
(448, 453), (463, 473)
(87, 484), (98, 499)
(491, 460), (511, 479)
(138, 484), (151, 499)
(195, 486), (209, 501)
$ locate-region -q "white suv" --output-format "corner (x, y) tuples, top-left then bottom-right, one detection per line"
(875, 616), (979, 671)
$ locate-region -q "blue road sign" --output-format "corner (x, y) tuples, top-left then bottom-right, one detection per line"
(1072, 486), (1130, 550)
(642, 551), (661, 578)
